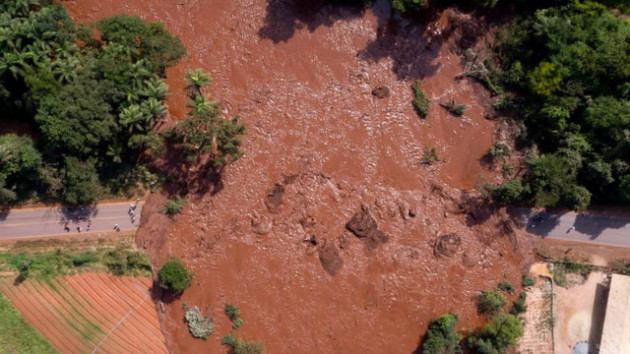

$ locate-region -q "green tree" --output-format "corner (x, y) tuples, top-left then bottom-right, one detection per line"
(492, 179), (526, 204)
(173, 69), (246, 168)
(62, 157), (102, 205)
(477, 290), (508, 315)
(481, 313), (524, 350)
(97, 15), (186, 74)
(422, 313), (462, 354)
(158, 257), (193, 293)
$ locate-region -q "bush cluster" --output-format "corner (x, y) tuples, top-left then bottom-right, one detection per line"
(477, 290), (508, 315)
(184, 306), (214, 339)
(411, 81), (430, 118)
(421, 313), (462, 354)
(225, 304), (244, 329)
(158, 257), (193, 293)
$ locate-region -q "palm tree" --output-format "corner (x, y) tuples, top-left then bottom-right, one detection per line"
(52, 56), (80, 83)
(141, 77), (169, 100)
(186, 94), (216, 115)
(119, 104), (150, 133)
(141, 97), (167, 119)
(184, 68), (211, 96)
(106, 144), (123, 163)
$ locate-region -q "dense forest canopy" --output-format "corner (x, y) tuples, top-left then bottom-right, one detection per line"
(492, 1), (630, 210)
(0, 1), (185, 205)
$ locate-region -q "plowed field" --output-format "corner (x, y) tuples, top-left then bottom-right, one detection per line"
(0, 273), (167, 354)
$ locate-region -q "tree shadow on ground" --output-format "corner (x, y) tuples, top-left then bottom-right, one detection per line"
(522, 210), (562, 238)
(0, 207), (9, 221)
(258, 0), (368, 43)
(356, 1), (444, 81)
(574, 213), (630, 240)
(146, 140), (225, 201)
(57, 205), (99, 224)
(150, 279), (183, 305)
(258, 0), (446, 81)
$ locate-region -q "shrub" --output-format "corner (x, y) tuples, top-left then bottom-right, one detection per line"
(477, 290), (508, 315)
(162, 195), (185, 215)
(486, 142), (511, 160)
(103, 248), (152, 276)
(452, 104), (465, 116)
(184, 306), (214, 339)
(158, 257), (193, 293)
(498, 279), (515, 294)
(422, 313), (462, 354)
(225, 303), (243, 329)
(222, 333), (236, 346)
(467, 337), (499, 354)
(510, 292), (527, 315)
(411, 81), (430, 118)
(491, 179), (526, 204)
(422, 147), (440, 165)
(522, 275), (536, 287)
(233, 339), (265, 354)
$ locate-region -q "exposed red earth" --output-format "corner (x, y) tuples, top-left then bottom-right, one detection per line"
(64, 1), (534, 352)
(0, 273), (167, 353)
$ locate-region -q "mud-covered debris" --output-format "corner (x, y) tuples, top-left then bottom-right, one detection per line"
(346, 204), (388, 250)
(397, 200), (416, 220)
(371, 86), (390, 99)
(462, 252), (478, 268)
(265, 183), (285, 213)
(319, 241), (343, 276)
(434, 233), (461, 257)
(251, 212), (272, 235)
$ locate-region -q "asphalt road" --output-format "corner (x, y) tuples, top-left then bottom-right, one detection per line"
(520, 209), (630, 247)
(0, 202), (142, 239)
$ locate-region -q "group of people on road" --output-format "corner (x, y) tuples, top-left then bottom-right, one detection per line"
(62, 199), (140, 234)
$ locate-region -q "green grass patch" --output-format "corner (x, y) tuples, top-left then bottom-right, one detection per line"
(552, 257), (592, 288)
(0, 292), (57, 353)
(0, 246), (152, 283)
(610, 259), (630, 275)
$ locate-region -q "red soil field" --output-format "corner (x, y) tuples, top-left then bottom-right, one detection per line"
(0, 273), (167, 354)
(64, 1), (535, 353)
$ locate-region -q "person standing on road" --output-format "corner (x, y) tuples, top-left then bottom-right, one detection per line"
(86, 221), (91, 232)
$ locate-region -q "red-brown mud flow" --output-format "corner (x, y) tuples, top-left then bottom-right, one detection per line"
(65, 1), (534, 352)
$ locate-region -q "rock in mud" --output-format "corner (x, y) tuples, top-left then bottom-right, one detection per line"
(346, 204), (388, 250)
(265, 183), (285, 213)
(319, 241), (343, 276)
(462, 252), (478, 268)
(434, 233), (461, 257)
(371, 86), (390, 99)
(251, 212), (272, 235)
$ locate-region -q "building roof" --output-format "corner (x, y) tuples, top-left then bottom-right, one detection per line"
(599, 273), (630, 354)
